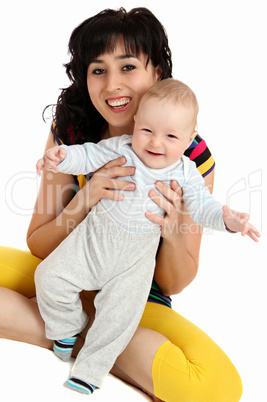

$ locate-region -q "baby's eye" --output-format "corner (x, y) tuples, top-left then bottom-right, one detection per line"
(143, 128), (152, 133)
(122, 65), (136, 72)
(167, 134), (178, 139)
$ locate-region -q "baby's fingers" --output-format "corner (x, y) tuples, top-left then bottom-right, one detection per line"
(243, 230), (260, 242)
(58, 147), (67, 161)
(46, 147), (64, 162)
(36, 159), (44, 176)
(36, 157), (59, 175)
(241, 220), (261, 242)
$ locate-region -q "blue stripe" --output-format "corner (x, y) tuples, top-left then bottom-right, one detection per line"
(53, 345), (72, 353)
(60, 337), (76, 344)
(66, 381), (90, 394)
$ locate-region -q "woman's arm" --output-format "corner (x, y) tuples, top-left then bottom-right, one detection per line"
(151, 169), (215, 295)
(27, 131), (136, 259)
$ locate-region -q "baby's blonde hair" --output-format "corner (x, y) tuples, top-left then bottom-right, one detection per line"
(141, 78), (199, 125)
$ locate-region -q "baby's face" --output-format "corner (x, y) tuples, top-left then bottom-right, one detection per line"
(132, 97), (196, 169)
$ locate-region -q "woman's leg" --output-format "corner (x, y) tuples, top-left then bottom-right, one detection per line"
(111, 302), (243, 402)
(0, 246), (41, 297)
(0, 288), (97, 350)
(0, 287), (52, 348)
(111, 326), (168, 401)
(0, 245), (243, 400)
(0, 246), (49, 347)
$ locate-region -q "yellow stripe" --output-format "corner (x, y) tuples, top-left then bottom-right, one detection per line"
(197, 155), (215, 176)
(77, 174), (88, 189)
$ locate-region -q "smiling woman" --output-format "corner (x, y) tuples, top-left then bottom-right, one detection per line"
(86, 41), (162, 138)
(54, 8), (172, 147)
(0, 6), (244, 402)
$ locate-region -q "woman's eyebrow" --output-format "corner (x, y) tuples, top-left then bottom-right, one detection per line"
(117, 54), (136, 60)
(90, 59), (103, 64)
(90, 54), (137, 64)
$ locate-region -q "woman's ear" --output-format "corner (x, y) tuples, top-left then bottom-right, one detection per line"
(155, 65), (163, 82)
(188, 130), (198, 145)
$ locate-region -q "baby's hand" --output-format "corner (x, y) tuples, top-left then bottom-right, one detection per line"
(36, 146), (67, 176)
(222, 205), (260, 242)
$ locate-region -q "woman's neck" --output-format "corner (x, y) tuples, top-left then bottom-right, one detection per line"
(101, 123), (134, 139)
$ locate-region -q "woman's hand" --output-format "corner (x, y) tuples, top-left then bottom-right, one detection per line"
(80, 156), (136, 212)
(27, 130), (136, 260)
(145, 180), (183, 238)
(147, 169), (215, 296)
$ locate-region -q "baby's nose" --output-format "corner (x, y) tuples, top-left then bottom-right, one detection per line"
(150, 136), (163, 148)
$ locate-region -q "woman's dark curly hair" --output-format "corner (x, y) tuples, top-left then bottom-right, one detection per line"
(51, 7), (173, 145)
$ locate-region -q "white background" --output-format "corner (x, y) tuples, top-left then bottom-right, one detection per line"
(0, 1), (266, 401)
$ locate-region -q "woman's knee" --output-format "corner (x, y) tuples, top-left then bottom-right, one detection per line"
(214, 359), (243, 402)
(197, 349), (243, 402)
(192, 343), (243, 401)
(152, 339), (243, 402)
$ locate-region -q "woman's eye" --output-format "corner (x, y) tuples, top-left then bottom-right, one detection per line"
(122, 65), (136, 72)
(92, 68), (105, 75)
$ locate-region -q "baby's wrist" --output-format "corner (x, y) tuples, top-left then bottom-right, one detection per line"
(224, 222), (237, 233)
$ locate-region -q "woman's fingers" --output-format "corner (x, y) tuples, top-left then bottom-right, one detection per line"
(146, 180), (185, 239)
(107, 165), (136, 178)
(149, 180), (183, 215)
(84, 157), (137, 208)
(101, 156), (127, 169)
(98, 178), (135, 199)
(170, 180), (183, 199)
(155, 180), (182, 202)
(148, 189), (174, 215)
(95, 156), (136, 189)
(93, 173), (136, 192)
(97, 156), (135, 178)
(95, 157), (136, 193)
(145, 210), (165, 226)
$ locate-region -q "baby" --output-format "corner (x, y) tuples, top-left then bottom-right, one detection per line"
(35, 78), (260, 395)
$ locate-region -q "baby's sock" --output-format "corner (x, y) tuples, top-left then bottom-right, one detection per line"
(53, 334), (79, 361)
(64, 377), (96, 395)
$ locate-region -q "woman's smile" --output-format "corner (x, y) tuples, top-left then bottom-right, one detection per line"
(106, 97), (132, 112)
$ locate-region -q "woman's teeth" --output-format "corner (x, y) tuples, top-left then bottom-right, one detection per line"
(107, 98), (130, 108)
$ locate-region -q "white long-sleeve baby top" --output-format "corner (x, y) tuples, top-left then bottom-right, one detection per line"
(58, 134), (226, 233)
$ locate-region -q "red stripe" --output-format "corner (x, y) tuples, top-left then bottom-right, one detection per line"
(189, 139), (207, 161)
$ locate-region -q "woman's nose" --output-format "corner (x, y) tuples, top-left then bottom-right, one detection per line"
(106, 72), (122, 92)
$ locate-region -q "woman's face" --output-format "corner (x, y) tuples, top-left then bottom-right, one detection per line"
(87, 38), (161, 137)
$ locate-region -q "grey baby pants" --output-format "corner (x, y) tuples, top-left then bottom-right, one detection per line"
(35, 206), (160, 388)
